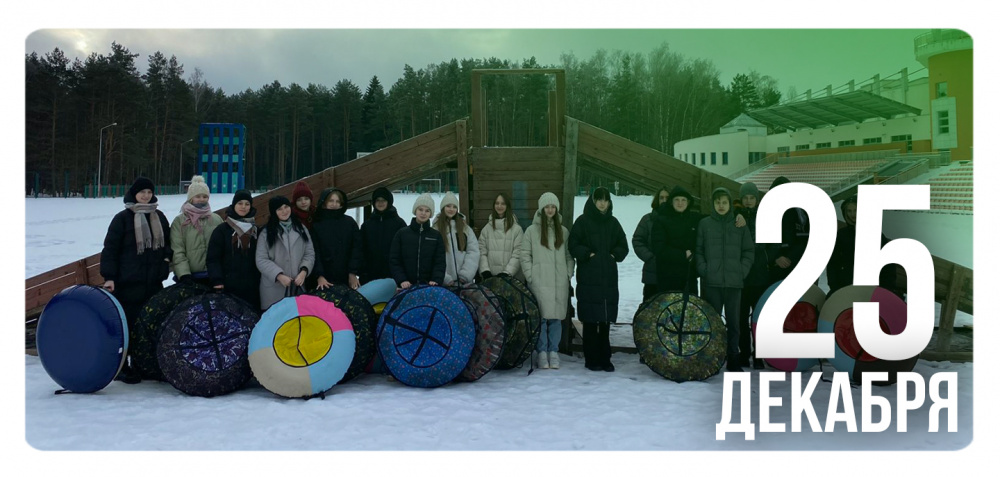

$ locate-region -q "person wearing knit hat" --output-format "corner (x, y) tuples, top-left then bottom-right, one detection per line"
(632, 186), (671, 303)
(100, 176), (173, 383)
(170, 175), (223, 287)
(735, 181), (768, 369)
(520, 191), (573, 370)
(569, 187), (630, 372)
(695, 187), (754, 372)
(292, 180), (315, 230)
(256, 195), (315, 310)
(206, 188), (261, 308)
(433, 191), (479, 286)
(359, 187), (407, 284)
(389, 193), (445, 288)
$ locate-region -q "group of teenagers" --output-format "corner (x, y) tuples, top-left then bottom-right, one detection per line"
(100, 172), (896, 383)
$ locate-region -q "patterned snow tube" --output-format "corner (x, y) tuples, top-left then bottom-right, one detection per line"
(359, 278), (397, 316)
(248, 295), (356, 398)
(818, 286), (916, 384)
(751, 281), (826, 372)
(157, 293), (261, 397)
(447, 283), (506, 382)
(36, 285), (128, 393)
(481, 275), (541, 370)
(633, 292), (726, 382)
(309, 285), (377, 384)
(376, 285), (475, 388)
(132, 280), (210, 380)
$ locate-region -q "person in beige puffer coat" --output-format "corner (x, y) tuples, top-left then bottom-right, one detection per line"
(434, 191), (480, 286)
(520, 192), (574, 370)
(478, 192), (524, 282)
(170, 175), (223, 287)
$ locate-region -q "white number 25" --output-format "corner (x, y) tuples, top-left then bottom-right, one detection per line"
(754, 183), (933, 361)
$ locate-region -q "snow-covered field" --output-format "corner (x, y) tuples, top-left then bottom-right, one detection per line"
(18, 191), (981, 465)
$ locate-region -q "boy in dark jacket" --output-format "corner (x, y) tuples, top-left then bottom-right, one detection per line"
(696, 187), (754, 371)
(389, 193), (446, 288)
(735, 182), (770, 369)
(766, 176), (809, 284)
(360, 187), (407, 284)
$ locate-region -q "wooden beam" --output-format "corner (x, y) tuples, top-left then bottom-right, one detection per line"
(563, 117), (579, 230)
(556, 71), (566, 147)
(548, 90), (558, 147)
(456, 120), (471, 222)
(471, 73), (483, 147)
(935, 267), (965, 352)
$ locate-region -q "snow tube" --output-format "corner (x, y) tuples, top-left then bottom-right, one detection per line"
(248, 295), (356, 398)
(157, 293), (261, 397)
(633, 292), (726, 382)
(377, 285), (475, 388)
(359, 278), (397, 315)
(309, 285), (377, 384)
(751, 281), (826, 372)
(818, 285), (916, 384)
(36, 285), (128, 393)
(132, 280), (210, 380)
(481, 275), (541, 370)
(447, 283), (506, 382)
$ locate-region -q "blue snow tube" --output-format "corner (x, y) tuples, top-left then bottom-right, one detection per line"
(376, 285), (475, 388)
(358, 278), (397, 315)
(36, 285), (128, 393)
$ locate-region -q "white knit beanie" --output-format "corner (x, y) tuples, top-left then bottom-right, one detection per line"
(187, 175), (210, 202)
(440, 191), (459, 211)
(537, 192), (560, 212)
(413, 193), (435, 214)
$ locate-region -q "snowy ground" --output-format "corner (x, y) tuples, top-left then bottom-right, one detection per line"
(18, 191), (981, 463)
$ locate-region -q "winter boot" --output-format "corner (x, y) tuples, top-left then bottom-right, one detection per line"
(548, 351), (560, 369)
(726, 356), (743, 372)
(537, 351), (549, 369)
(115, 361), (141, 385)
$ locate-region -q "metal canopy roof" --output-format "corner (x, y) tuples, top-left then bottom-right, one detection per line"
(747, 91), (921, 130)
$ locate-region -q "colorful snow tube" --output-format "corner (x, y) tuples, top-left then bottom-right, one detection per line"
(818, 285), (916, 384)
(132, 280), (210, 380)
(157, 293), (261, 397)
(36, 285), (127, 393)
(248, 295), (356, 398)
(751, 281), (826, 372)
(377, 285), (475, 388)
(359, 278), (397, 315)
(482, 275), (541, 370)
(447, 283), (506, 382)
(633, 292), (726, 382)
(309, 285), (378, 384)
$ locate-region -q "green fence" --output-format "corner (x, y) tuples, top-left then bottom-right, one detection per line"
(84, 184), (186, 198)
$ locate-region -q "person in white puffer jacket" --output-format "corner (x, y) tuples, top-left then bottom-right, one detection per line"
(520, 192), (574, 370)
(434, 191), (480, 286)
(478, 192), (524, 282)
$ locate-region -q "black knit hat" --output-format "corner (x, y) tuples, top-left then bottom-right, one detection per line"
(669, 185), (693, 202)
(232, 189), (253, 207)
(268, 195), (291, 217)
(770, 176), (790, 190)
(371, 187), (393, 207)
(125, 176), (157, 204)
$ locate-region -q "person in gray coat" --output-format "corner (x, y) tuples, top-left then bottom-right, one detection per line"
(256, 196), (315, 311)
(632, 187), (670, 302)
(695, 187), (754, 372)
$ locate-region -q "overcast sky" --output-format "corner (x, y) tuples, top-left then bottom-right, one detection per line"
(24, 29), (931, 101)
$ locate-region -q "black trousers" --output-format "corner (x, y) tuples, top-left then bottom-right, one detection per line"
(702, 286), (741, 360)
(642, 283), (659, 302)
(582, 322), (612, 366)
(738, 284), (767, 363)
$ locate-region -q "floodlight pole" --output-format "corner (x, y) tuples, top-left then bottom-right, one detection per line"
(179, 138), (194, 192)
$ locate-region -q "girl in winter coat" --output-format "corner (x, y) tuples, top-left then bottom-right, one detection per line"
(256, 196), (315, 310)
(632, 187), (670, 302)
(312, 187), (363, 290)
(206, 189), (261, 309)
(170, 175), (223, 287)
(478, 192), (524, 282)
(695, 187), (754, 372)
(389, 193), (446, 288)
(360, 187), (407, 284)
(291, 180), (315, 231)
(434, 191), (480, 287)
(569, 187), (630, 372)
(100, 176), (172, 383)
(520, 192), (574, 370)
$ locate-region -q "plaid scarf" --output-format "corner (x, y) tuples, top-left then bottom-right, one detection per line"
(181, 202), (214, 233)
(226, 215), (257, 254)
(124, 202), (165, 254)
